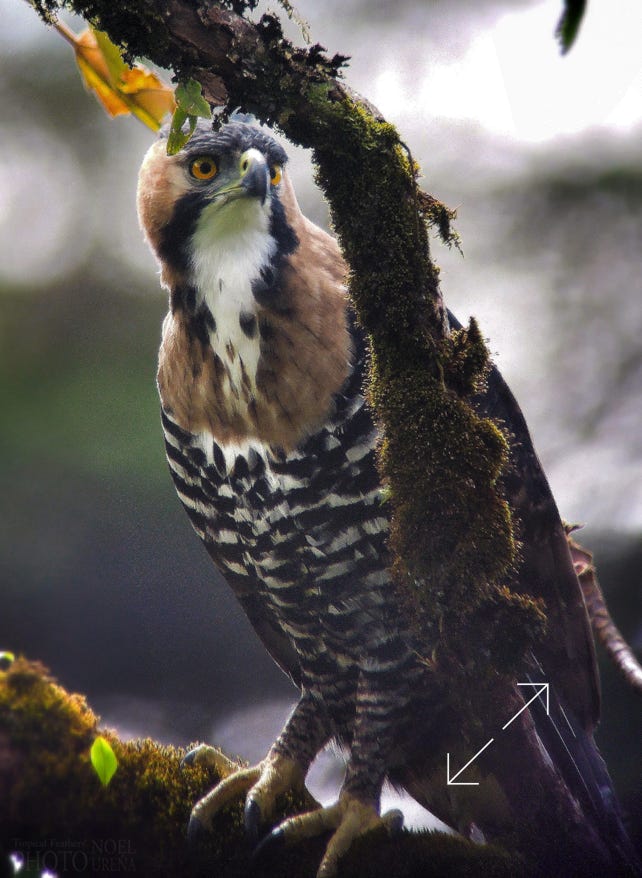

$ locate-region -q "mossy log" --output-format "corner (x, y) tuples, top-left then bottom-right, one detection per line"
(0, 658), (526, 877)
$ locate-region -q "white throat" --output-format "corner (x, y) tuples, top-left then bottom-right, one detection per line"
(189, 197), (275, 394)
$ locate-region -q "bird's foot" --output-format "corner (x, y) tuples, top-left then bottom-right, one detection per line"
(184, 748), (308, 844)
(183, 747), (402, 875)
(255, 791), (404, 878)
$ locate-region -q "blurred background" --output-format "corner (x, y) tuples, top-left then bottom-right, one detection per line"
(1, 0), (640, 842)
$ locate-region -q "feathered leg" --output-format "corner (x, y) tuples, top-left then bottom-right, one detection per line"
(258, 646), (413, 877)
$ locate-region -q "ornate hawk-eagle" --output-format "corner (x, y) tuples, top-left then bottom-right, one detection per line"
(137, 120), (640, 877)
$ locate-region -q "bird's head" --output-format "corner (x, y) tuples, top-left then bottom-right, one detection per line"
(137, 119), (294, 289)
(141, 119), (350, 449)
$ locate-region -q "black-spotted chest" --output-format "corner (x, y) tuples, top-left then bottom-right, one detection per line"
(187, 222), (274, 408)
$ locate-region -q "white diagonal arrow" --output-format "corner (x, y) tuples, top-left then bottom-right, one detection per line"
(446, 682), (550, 785)
(502, 682), (549, 730)
(446, 737), (495, 785)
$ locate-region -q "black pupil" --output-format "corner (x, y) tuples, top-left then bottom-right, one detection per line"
(198, 160), (212, 175)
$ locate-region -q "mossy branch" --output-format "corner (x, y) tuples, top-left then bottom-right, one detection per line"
(0, 658), (526, 877)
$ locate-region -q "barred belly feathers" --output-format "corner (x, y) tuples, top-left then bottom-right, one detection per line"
(137, 120), (641, 878)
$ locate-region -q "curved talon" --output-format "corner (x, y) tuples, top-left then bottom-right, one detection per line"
(251, 825), (286, 865)
(186, 814), (208, 848)
(244, 798), (263, 845)
(181, 743), (237, 777)
(186, 750), (401, 876)
(383, 808), (404, 837)
(186, 752), (305, 845)
(186, 763), (262, 842)
(181, 745), (205, 769)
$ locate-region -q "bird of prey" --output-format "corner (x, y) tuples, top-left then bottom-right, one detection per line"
(137, 120), (641, 877)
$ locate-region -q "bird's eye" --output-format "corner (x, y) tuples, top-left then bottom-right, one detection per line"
(189, 157), (218, 181)
(270, 164), (282, 186)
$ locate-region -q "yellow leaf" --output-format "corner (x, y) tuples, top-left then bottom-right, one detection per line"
(76, 50), (131, 118)
(119, 68), (179, 130)
(53, 19), (175, 131)
(92, 27), (129, 84)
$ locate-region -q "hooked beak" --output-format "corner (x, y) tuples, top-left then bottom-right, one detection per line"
(207, 148), (269, 207)
(238, 148), (269, 204)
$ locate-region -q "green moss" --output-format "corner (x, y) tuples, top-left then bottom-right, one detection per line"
(1, 658), (530, 877)
(339, 828), (527, 877)
(466, 587), (548, 674)
(417, 191), (463, 252)
(0, 658), (256, 876)
(279, 88), (544, 672)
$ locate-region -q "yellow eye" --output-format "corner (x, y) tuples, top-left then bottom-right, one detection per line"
(270, 164), (282, 186)
(189, 157), (218, 181)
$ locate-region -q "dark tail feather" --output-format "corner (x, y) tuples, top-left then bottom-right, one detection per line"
(525, 656), (641, 875)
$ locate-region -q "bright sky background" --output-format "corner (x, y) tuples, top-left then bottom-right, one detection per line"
(370, 0), (642, 142)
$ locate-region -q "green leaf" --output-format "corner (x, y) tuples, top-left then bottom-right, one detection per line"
(166, 79), (211, 155)
(90, 735), (118, 786)
(166, 108), (196, 156)
(555, 0), (587, 54)
(174, 79), (211, 117)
